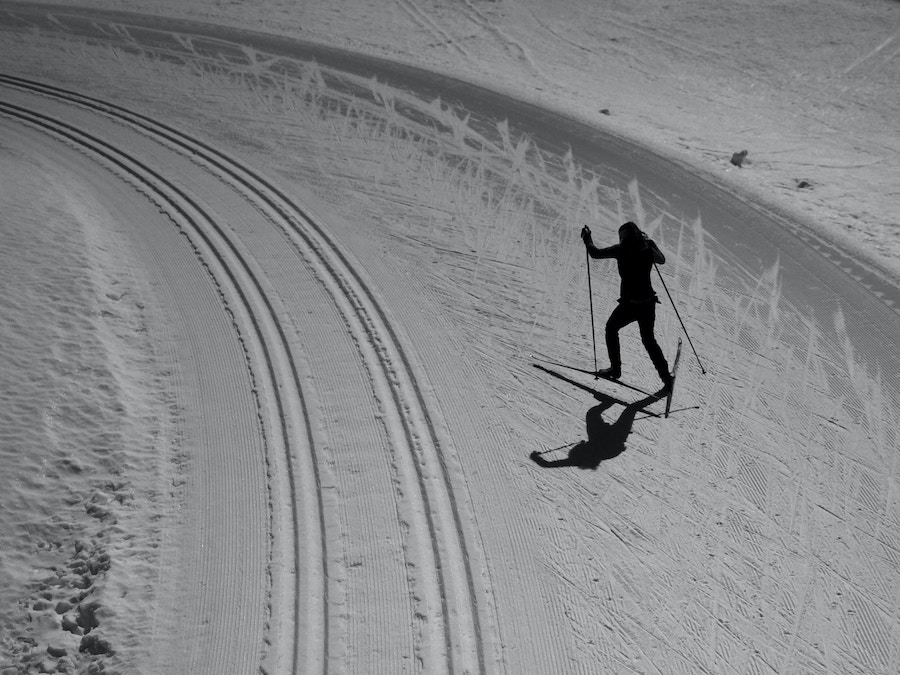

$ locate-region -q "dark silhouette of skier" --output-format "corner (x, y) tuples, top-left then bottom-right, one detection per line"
(581, 221), (672, 392)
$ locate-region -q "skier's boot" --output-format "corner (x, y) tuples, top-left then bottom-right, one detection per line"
(654, 372), (674, 397)
(595, 365), (621, 381)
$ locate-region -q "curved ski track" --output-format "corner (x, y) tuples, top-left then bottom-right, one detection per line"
(0, 74), (485, 674)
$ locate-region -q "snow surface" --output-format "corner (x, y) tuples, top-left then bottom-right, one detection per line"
(15, 0), (900, 282)
(1, 1), (899, 674)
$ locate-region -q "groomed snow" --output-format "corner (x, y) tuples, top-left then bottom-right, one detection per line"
(15, 0), (900, 282)
(1, 2), (898, 674)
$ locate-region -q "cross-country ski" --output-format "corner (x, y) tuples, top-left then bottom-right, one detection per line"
(664, 338), (683, 418)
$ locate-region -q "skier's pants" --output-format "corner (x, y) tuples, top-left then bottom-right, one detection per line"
(606, 301), (669, 379)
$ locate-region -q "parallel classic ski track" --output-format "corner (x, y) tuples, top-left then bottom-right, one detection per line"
(0, 74), (485, 674)
(0, 92), (319, 673)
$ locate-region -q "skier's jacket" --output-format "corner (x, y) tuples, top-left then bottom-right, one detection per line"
(587, 235), (665, 304)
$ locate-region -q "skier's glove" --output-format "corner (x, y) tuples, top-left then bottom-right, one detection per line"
(581, 226), (593, 246)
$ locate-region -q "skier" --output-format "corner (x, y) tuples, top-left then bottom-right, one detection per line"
(581, 221), (673, 393)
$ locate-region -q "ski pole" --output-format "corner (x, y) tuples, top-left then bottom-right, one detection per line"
(583, 227), (598, 372)
(655, 264), (707, 375)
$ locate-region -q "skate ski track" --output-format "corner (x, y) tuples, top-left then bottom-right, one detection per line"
(0, 74), (485, 674)
(393, 0), (540, 75)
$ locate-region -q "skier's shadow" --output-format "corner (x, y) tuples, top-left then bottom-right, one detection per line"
(530, 392), (656, 470)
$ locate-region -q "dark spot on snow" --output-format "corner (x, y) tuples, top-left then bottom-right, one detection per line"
(730, 150), (749, 167)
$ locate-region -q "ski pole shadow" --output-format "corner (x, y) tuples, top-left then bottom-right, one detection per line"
(530, 390), (659, 470)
